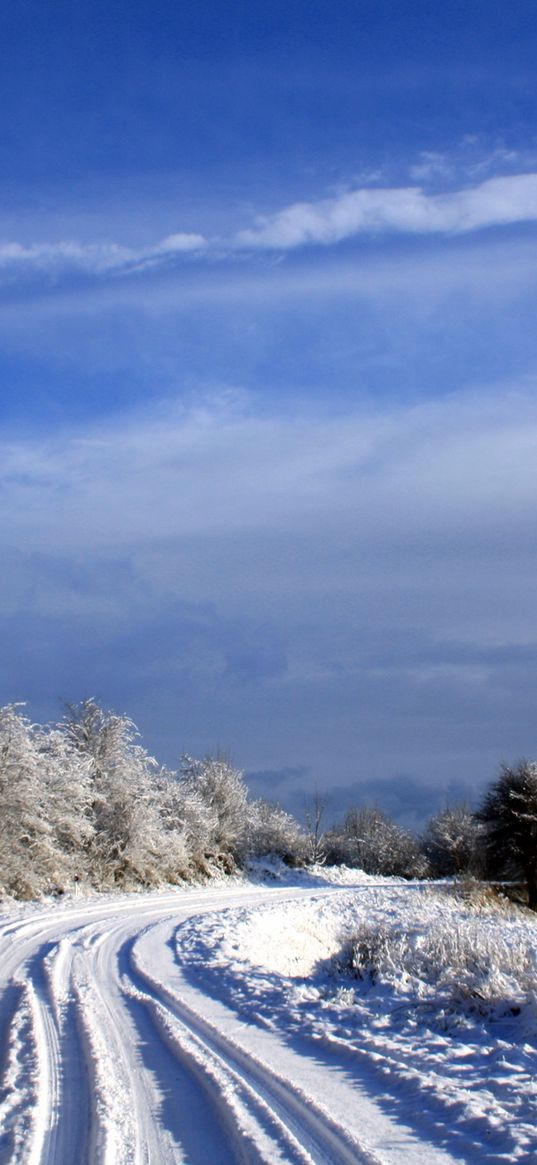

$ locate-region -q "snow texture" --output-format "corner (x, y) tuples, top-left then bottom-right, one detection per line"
(0, 866), (535, 1163)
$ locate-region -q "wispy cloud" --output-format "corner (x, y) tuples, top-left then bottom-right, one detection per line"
(2, 171), (537, 287)
(0, 231), (206, 278)
(236, 173), (537, 248)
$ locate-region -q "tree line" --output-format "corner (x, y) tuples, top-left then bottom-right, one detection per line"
(0, 700), (303, 898)
(318, 767), (537, 908)
(1, 700), (536, 906)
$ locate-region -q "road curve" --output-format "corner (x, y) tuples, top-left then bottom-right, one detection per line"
(0, 883), (458, 1165)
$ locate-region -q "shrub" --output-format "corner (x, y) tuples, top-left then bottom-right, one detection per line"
(325, 806), (427, 878)
(0, 705), (93, 896)
(179, 755), (249, 860)
(421, 804), (482, 877)
(343, 916), (537, 1012)
(243, 799), (307, 865)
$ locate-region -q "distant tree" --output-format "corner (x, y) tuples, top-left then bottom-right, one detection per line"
(304, 790), (327, 864)
(324, 805), (426, 878)
(476, 761), (537, 909)
(421, 804), (482, 877)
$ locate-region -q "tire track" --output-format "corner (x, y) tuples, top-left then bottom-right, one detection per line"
(0, 882), (465, 1165)
(123, 927), (382, 1165)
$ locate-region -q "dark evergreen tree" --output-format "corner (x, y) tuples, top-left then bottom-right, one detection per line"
(477, 762), (537, 908)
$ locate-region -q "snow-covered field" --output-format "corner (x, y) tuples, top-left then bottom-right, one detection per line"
(0, 866), (535, 1164)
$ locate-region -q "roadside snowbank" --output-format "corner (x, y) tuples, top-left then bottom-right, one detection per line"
(177, 873), (537, 1162)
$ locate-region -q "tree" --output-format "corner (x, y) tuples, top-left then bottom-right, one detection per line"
(155, 766), (217, 873)
(244, 799), (306, 865)
(304, 790), (327, 865)
(0, 700), (325, 895)
(179, 755), (249, 859)
(476, 761), (537, 908)
(0, 705), (93, 896)
(62, 699), (165, 886)
(421, 804), (482, 877)
(324, 805), (426, 877)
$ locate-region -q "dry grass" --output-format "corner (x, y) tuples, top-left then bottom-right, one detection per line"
(341, 909), (537, 1013)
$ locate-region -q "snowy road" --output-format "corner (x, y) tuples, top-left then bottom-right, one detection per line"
(0, 880), (505, 1164)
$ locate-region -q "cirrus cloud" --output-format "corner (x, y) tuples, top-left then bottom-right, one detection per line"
(0, 231), (207, 279)
(236, 173), (537, 249)
(1, 172), (537, 289)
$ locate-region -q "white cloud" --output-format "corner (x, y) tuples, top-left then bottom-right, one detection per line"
(236, 173), (537, 249)
(2, 171), (537, 286)
(0, 231), (206, 277)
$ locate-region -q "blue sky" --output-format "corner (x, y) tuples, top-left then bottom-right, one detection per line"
(3, 0), (537, 823)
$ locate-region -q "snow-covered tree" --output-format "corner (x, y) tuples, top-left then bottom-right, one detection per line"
(0, 704), (55, 896)
(62, 699), (165, 886)
(0, 700), (314, 895)
(36, 720), (94, 878)
(421, 804), (482, 877)
(0, 705), (93, 896)
(476, 762), (537, 909)
(325, 806), (425, 877)
(304, 790), (327, 864)
(243, 799), (306, 865)
(179, 756), (249, 859)
(154, 767), (216, 875)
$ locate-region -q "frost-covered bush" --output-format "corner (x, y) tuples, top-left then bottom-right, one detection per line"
(421, 804), (483, 877)
(0, 700), (325, 896)
(35, 721), (95, 879)
(178, 755), (249, 862)
(325, 806), (427, 878)
(0, 705), (93, 897)
(304, 791), (327, 864)
(63, 699), (168, 887)
(152, 769), (210, 879)
(344, 916), (537, 1012)
(242, 799), (307, 865)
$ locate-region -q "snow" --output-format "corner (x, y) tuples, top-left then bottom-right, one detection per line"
(0, 867), (535, 1163)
